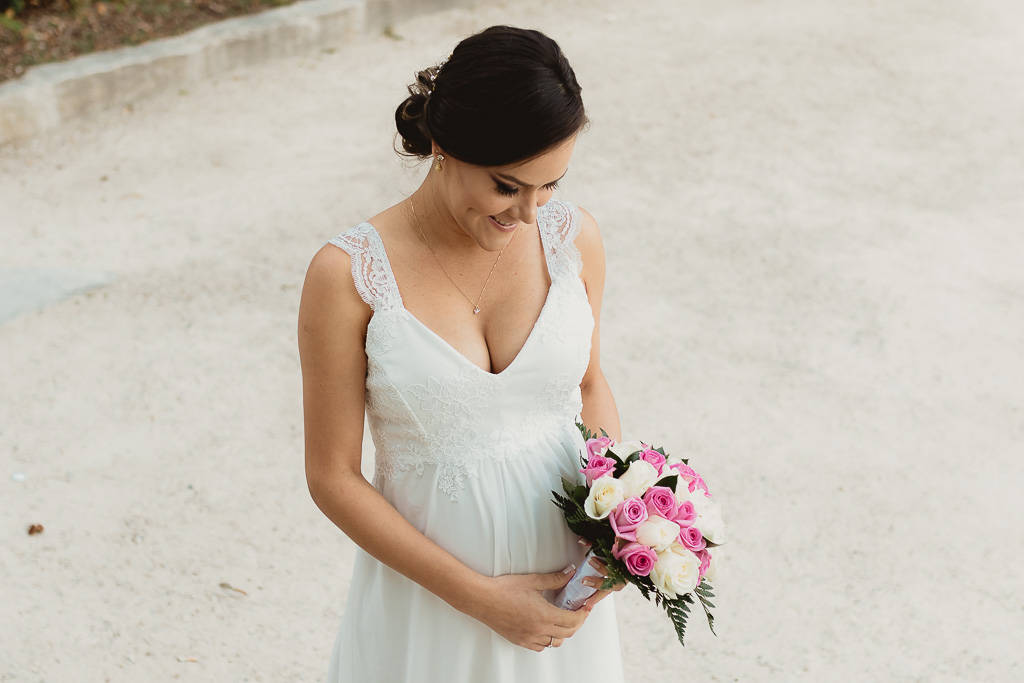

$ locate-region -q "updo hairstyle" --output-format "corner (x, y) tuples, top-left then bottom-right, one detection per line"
(395, 25), (588, 167)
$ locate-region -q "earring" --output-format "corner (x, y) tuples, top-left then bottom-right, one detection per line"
(434, 154), (445, 172)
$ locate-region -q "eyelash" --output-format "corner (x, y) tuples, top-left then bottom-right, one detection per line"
(495, 180), (560, 197)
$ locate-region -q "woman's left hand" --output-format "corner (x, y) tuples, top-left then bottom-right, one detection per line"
(578, 539), (627, 612)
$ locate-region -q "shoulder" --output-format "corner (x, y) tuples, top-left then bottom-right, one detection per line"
(561, 201), (605, 281)
(573, 204), (602, 254)
(299, 230), (373, 335)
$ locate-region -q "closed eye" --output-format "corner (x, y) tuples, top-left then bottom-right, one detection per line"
(495, 180), (560, 197)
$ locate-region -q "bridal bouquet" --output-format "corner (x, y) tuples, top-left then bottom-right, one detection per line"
(551, 423), (724, 646)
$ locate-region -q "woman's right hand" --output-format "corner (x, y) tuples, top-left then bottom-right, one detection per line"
(466, 565), (589, 652)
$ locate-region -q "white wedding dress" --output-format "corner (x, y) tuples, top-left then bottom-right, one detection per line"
(324, 199), (625, 682)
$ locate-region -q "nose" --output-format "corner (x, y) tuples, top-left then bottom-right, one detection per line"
(512, 190), (542, 225)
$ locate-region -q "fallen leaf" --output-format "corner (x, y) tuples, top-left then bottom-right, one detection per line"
(28, 524), (44, 535)
(219, 582), (248, 596)
(175, 656), (198, 663)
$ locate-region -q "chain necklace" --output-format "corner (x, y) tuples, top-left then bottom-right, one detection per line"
(410, 193), (518, 314)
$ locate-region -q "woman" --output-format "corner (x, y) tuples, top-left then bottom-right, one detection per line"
(298, 25), (626, 682)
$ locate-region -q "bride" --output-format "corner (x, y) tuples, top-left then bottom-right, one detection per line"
(298, 25), (626, 681)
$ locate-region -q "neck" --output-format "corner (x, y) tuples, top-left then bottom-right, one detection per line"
(407, 174), (480, 256)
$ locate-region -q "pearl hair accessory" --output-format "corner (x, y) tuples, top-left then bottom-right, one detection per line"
(426, 53), (452, 96)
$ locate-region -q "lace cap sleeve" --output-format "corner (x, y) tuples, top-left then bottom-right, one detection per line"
(540, 199), (585, 279)
(325, 223), (403, 312)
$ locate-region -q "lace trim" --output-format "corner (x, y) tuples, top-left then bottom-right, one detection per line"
(326, 223), (403, 312)
(538, 199), (585, 282)
(372, 369), (585, 502)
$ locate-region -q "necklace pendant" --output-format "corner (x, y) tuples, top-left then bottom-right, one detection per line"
(473, 307), (481, 314)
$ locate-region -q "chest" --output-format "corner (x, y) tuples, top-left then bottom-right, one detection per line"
(386, 227), (553, 376)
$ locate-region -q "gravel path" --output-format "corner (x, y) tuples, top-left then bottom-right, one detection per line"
(2, 0), (1022, 680)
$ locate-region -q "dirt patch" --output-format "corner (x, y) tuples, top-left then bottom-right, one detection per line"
(1, 0), (301, 84)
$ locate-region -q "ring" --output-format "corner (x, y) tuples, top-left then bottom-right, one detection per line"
(548, 635), (554, 648)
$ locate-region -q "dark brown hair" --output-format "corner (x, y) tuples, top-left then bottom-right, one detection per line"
(395, 25), (588, 167)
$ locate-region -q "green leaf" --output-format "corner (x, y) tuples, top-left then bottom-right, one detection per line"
(654, 474), (678, 490)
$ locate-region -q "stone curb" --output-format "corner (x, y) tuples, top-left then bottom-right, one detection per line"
(0, 0), (477, 146)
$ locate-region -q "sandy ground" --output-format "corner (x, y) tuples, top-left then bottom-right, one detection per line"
(2, 0), (1023, 680)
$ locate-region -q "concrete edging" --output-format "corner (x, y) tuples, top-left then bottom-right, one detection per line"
(0, 0), (477, 146)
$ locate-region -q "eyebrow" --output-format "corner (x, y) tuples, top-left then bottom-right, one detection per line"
(494, 169), (569, 187)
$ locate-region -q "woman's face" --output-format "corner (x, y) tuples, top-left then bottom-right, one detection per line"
(432, 135), (577, 252)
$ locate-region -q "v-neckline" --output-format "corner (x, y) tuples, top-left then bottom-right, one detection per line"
(361, 215), (555, 378)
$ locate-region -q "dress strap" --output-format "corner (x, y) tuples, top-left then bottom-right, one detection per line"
(538, 199), (584, 283)
(325, 223), (404, 312)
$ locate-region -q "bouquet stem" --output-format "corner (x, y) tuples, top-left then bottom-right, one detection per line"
(552, 549), (604, 611)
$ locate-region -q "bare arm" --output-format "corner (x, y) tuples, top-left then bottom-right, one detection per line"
(574, 206), (629, 609)
(576, 207), (621, 443)
(298, 242), (588, 650)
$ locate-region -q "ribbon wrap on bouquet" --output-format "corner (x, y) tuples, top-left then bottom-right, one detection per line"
(552, 550), (603, 610)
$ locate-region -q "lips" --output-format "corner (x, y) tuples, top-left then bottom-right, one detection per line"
(490, 216), (515, 227)
(488, 215), (518, 232)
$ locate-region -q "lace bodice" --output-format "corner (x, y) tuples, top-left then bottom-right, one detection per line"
(326, 199), (594, 501)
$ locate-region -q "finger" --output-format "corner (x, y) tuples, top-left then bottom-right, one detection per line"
(548, 620), (583, 638)
(547, 565), (578, 590)
(552, 605), (590, 628)
(583, 589), (612, 611)
(550, 637), (566, 648)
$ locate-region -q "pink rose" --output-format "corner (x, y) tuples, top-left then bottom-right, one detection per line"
(697, 548), (711, 579)
(679, 524), (706, 552)
(668, 462), (711, 495)
(580, 454), (617, 486)
(642, 486), (679, 520)
(609, 496), (648, 542)
(673, 500), (697, 526)
(639, 448), (666, 472)
(611, 541), (658, 577)
(586, 436), (614, 461)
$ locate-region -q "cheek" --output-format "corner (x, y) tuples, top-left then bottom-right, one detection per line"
(462, 188), (513, 218)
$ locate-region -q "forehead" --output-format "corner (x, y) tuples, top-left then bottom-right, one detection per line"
(494, 136), (577, 184)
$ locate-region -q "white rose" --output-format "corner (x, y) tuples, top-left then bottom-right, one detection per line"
(634, 516), (681, 552)
(609, 440), (645, 460)
(584, 476), (625, 520)
(650, 544), (702, 599)
(704, 548), (721, 583)
(617, 459), (659, 499)
(680, 484), (710, 514)
(696, 500), (726, 545)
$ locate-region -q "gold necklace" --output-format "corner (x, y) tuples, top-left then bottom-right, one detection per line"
(410, 194), (518, 314)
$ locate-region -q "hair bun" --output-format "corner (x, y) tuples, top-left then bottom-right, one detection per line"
(393, 26), (587, 166)
(394, 67), (438, 157)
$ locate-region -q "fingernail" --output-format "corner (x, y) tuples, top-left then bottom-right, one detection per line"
(562, 564), (576, 575)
